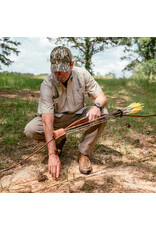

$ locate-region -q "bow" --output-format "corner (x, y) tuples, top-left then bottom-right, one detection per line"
(53, 102), (144, 139)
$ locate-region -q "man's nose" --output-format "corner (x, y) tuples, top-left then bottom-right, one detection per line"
(56, 72), (61, 77)
(57, 72), (62, 76)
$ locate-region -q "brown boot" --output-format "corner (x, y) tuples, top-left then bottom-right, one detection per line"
(79, 152), (92, 175)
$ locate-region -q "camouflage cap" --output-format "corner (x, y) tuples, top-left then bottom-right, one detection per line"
(50, 46), (72, 72)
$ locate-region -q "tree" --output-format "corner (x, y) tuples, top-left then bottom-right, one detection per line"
(135, 37), (156, 60)
(104, 72), (116, 78)
(134, 59), (156, 80)
(0, 37), (21, 70)
(47, 37), (120, 74)
(121, 37), (156, 72)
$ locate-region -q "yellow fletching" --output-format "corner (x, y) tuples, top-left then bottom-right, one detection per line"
(126, 102), (143, 114)
(127, 103), (137, 108)
(131, 108), (141, 113)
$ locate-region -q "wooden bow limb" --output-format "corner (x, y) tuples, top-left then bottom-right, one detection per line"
(0, 137), (54, 174)
(65, 116), (89, 129)
(53, 113), (109, 140)
(66, 113), (109, 129)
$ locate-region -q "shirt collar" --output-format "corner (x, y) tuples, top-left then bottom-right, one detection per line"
(51, 69), (74, 86)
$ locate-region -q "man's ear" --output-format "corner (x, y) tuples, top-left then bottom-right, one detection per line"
(70, 61), (74, 69)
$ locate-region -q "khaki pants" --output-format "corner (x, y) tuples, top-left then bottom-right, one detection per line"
(24, 107), (108, 156)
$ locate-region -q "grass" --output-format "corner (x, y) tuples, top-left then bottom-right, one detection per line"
(0, 72), (156, 170)
(94, 77), (156, 147)
(79, 176), (119, 193)
(80, 180), (96, 192)
(0, 72), (43, 92)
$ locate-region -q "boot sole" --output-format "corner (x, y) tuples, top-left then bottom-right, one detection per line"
(79, 167), (92, 175)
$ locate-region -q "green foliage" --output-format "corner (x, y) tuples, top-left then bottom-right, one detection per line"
(122, 37), (156, 72)
(134, 37), (156, 60)
(104, 72), (116, 78)
(133, 59), (156, 80)
(0, 37), (21, 69)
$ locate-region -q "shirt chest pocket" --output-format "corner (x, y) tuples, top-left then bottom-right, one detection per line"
(53, 94), (66, 112)
(74, 87), (85, 106)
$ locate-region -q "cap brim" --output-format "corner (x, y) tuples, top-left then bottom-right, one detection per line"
(51, 63), (70, 72)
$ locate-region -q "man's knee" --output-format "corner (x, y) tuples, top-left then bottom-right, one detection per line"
(24, 123), (35, 139)
(102, 107), (108, 115)
(24, 116), (44, 140)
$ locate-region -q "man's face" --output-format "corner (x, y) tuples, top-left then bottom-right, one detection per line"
(54, 61), (74, 83)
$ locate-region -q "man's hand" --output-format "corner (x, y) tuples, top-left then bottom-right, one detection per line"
(48, 154), (61, 179)
(86, 91), (107, 121)
(86, 106), (101, 121)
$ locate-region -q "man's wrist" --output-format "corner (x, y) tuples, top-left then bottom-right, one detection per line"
(49, 149), (58, 156)
(94, 103), (102, 111)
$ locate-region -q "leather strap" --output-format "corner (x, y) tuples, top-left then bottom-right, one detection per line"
(124, 114), (156, 117)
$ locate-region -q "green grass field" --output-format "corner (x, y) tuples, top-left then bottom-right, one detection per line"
(0, 72), (156, 170)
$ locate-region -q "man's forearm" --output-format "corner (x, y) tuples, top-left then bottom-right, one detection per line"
(42, 113), (61, 179)
(42, 113), (56, 155)
(94, 91), (107, 108)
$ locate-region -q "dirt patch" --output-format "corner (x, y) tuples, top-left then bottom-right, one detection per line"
(1, 147), (156, 193)
(0, 90), (40, 101)
(110, 93), (132, 107)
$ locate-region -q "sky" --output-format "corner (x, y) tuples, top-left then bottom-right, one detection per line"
(1, 37), (131, 78)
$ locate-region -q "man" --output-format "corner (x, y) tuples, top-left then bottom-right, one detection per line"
(24, 46), (108, 179)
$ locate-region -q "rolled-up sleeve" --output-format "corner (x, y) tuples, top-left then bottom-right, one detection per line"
(84, 69), (102, 97)
(40, 83), (54, 114)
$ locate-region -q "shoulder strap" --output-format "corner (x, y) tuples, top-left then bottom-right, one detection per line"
(76, 75), (82, 89)
(52, 81), (59, 99)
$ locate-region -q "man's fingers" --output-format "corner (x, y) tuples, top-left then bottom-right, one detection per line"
(48, 164), (56, 178)
(89, 112), (101, 121)
(56, 164), (61, 178)
(52, 165), (56, 179)
(89, 114), (96, 121)
(49, 165), (52, 175)
(48, 155), (61, 179)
